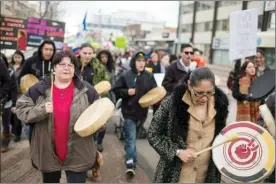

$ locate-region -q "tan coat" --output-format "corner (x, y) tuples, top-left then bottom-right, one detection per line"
(16, 76), (99, 172)
(179, 91), (216, 183)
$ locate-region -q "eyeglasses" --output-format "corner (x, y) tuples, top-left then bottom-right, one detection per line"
(184, 51), (194, 55)
(192, 87), (215, 98)
(58, 63), (74, 69)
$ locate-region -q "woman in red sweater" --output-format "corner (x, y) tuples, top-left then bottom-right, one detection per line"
(16, 51), (100, 183)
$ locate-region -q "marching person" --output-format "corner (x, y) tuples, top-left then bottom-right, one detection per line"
(146, 52), (161, 73)
(9, 50), (26, 142)
(94, 49), (116, 152)
(232, 61), (261, 123)
(113, 51), (157, 176)
(18, 40), (56, 143)
(76, 43), (109, 86)
(0, 56), (13, 152)
(96, 49), (116, 103)
(16, 50), (100, 183)
(18, 39), (56, 81)
(0, 53), (17, 152)
(160, 54), (170, 73)
(162, 44), (197, 94)
(254, 49), (271, 77)
(76, 43), (109, 153)
(147, 67), (229, 183)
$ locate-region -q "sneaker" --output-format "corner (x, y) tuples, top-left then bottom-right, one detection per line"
(125, 163), (135, 176)
(97, 144), (103, 152)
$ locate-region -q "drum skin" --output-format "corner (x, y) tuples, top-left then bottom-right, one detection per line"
(94, 81), (111, 96)
(74, 98), (115, 137)
(212, 121), (275, 183)
(20, 74), (39, 94)
(138, 86), (167, 108)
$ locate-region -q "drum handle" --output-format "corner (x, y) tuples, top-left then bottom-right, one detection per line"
(196, 135), (239, 156)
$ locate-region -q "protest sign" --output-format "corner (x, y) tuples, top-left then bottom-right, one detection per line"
(229, 9), (258, 61)
(0, 16), (27, 50)
(27, 17), (65, 49)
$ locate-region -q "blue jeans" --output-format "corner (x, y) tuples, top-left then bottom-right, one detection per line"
(124, 119), (137, 163)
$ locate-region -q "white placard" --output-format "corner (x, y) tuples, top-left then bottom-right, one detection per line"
(154, 73), (165, 87)
(229, 8), (258, 61)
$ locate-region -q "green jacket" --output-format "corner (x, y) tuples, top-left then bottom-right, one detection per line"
(89, 58), (110, 86)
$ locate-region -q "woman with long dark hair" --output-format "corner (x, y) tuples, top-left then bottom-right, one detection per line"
(232, 61), (261, 122)
(96, 50), (116, 90)
(147, 67), (229, 183)
(95, 49), (116, 152)
(10, 50), (26, 142)
(10, 50), (25, 74)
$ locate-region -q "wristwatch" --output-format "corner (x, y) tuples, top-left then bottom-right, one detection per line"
(176, 149), (180, 157)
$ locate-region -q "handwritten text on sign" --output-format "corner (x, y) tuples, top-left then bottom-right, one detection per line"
(229, 8), (258, 61)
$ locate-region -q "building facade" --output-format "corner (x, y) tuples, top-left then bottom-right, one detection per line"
(178, 1), (275, 67)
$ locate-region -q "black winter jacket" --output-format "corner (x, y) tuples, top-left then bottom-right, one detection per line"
(113, 69), (157, 121)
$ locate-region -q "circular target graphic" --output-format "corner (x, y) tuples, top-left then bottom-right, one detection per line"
(212, 121), (275, 183)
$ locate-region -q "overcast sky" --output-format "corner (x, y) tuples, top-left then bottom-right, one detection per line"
(61, 1), (179, 35)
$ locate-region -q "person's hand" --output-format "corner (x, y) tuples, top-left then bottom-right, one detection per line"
(177, 148), (197, 163)
(45, 102), (53, 113)
(128, 88), (136, 96)
(11, 107), (16, 113)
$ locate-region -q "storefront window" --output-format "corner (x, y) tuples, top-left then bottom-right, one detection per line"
(263, 48), (275, 69)
(213, 50), (232, 65)
(268, 12), (275, 29)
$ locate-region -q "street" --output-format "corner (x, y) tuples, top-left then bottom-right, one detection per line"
(0, 133), (150, 183)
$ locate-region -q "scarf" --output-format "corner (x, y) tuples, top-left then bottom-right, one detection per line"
(236, 76), (261, 123)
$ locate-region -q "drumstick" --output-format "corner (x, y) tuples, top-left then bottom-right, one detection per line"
(50, 69), (54, 102)
(196, 135), (239, 156)
(81, 59), (85, 75)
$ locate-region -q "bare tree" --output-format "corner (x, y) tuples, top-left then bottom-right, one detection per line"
(39, 1), (64, 20)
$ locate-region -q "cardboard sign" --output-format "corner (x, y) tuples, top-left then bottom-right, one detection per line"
(27, 17), (65, 49)
(0, 16), (27, 50)
(229, 9), (258, 61)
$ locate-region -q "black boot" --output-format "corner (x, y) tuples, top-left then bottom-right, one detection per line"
(1, 133), (11, 153)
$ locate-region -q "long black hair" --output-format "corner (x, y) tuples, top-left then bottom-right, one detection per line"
(38, 39), (56, 61)
(96, 50), (115, 72)
(10, 50), (25, 67)
(239, 61), (256, 78)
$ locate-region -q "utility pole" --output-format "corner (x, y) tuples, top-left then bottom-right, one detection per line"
(190, 1), (198, 44)
(242, 1), (248, 10)
(209, 1), (219, 64)
(175, 1), (182, 55)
